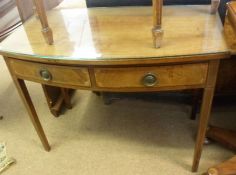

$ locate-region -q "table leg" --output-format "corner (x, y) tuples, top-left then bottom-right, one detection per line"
(4, 58), (50, 151)
(61, 88), (73, 109)
(192, 60), (220, 172)
(14, 79), (51, 151)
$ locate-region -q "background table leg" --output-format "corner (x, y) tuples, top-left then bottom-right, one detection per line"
(42, 85), (74, 117)
(190, 89), (202, 120)
(61, 88), (73, 109)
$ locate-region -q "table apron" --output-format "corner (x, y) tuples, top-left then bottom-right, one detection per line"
(6, 58), (208, 92)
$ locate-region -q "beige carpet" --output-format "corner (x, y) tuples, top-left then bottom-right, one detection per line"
(0, 57), (235, 175)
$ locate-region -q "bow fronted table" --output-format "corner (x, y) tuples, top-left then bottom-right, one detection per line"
(0, 5), (229, 172)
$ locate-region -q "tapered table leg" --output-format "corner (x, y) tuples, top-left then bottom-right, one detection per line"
(152, 0), (164, 48)
(192, 60), (220, 172)
(32, 0), (53, 45)
(11, 79), (50, 151)
(4, 58), (50, 151)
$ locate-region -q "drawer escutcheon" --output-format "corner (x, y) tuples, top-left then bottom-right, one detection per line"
(142, 73), (158, 87)
(39, 69), (52, 81)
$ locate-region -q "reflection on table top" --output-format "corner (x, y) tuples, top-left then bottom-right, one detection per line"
(0, 5), (229, 64)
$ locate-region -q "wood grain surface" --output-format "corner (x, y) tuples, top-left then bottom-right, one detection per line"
(0, 5), (229, 65)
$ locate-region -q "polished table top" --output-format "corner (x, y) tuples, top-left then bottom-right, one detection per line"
(0, 5), (229, 65)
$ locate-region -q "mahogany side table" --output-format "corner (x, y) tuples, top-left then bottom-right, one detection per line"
(0, 5), (229, 172)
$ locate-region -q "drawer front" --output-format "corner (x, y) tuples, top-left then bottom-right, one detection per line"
(94, 63), (208, 88)
(9, 59), (91, 87)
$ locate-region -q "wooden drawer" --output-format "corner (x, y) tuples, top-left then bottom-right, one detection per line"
(94, 63), (208, 88)
(8, 59), (91, 87)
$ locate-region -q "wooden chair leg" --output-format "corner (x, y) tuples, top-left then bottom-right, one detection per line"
(61, 88), (72, 109)
(32, 0), (53, 44)
(210, 0), (220, 14)
(152, 0), (164, 48)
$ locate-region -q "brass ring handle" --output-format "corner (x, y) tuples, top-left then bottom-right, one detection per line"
(39, 69), (52, 81)
(142, 73), (158, 87)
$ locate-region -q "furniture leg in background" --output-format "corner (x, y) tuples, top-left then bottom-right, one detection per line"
(211, 0), (221, 14)
(42, 85), (74, 117)
(207, 126), (236, 175)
